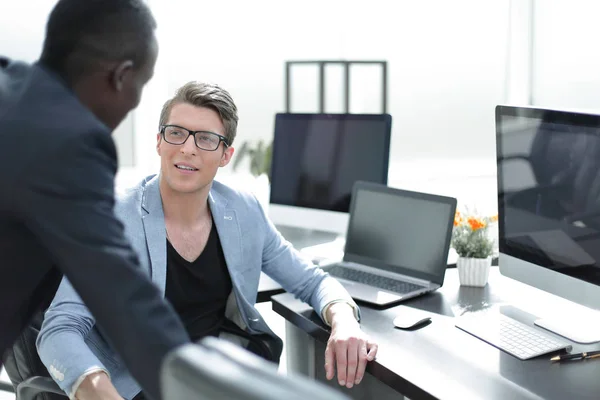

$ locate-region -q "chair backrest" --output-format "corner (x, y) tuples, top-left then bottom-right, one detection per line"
(569, 131), (600, 222)
(523, 120), (600, 217)
(2, 312), (65, 400)
(533, 122), (600, 225)
(161, 338), (350, 400)
(529, 120), (582, 188)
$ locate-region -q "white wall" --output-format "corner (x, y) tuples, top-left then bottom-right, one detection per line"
(532, 1), (600, 112)
(123, 0), (509, 211)
(139, 0), (349, 177)
(143, 0), (510, 183)
(0, 0), (53, 62)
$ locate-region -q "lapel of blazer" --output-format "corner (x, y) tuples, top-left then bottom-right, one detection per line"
(209, 188), (245, 293)
(141, 175), (168, 294)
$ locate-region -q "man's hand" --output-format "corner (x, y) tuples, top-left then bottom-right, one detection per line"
(324, 303), (378, 388)
(75, 371), (124, 400)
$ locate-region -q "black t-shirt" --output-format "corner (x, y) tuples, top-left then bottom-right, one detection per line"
(134, 220), (280, 400)
(165, 221), (232, 341)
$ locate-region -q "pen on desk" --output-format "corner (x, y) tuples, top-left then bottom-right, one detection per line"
(550, 350), (600, 362)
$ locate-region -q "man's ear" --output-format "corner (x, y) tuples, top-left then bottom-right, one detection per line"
(156, 133), (162, 155)
(220, 146), (235, 167)
(111, 60), (134, 92)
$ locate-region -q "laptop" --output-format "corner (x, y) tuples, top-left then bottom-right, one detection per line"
(321, 181), (457, 307)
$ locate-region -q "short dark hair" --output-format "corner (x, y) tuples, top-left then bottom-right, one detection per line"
(39, 0), (156, 82)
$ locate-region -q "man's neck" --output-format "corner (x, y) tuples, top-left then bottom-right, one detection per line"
(159, 175), (211, 226)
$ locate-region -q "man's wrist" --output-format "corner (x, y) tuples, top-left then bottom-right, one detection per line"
(75, 371), (120, 400)
(328, 302), (358, 328)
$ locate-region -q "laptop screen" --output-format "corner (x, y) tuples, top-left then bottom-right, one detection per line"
(344, 184), (456, 284)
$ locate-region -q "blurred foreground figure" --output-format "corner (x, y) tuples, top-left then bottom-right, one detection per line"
(0, 1), (190, 399)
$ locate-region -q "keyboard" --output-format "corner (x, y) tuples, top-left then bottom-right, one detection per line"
(456, 312), (572, 360)
(326, 264), (424, 295)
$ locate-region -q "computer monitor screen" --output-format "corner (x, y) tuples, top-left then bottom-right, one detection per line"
(496, 105), (600, 342)
(269, 113), (391, 235)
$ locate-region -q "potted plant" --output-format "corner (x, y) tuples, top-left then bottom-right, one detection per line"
(452, 210), (497, 287)
(231, 139), (272, 180)
(231, 139), (273, 208)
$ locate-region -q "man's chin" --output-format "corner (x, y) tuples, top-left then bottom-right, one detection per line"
(173, 181), (208, 195)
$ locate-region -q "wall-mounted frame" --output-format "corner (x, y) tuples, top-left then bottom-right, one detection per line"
(285, 60), (387, 114)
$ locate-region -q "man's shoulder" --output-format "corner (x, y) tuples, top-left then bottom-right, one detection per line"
(115, 175), (154, 213)
(0, 61), (108, 141)
(211, 180), (260, 209)
(0, 62), (114, 206)
(0, 60), (32, 122)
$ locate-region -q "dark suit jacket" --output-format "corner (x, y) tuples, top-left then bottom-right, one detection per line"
(0, 59), (189, 400)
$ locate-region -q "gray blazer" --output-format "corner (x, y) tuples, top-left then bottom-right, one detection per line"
(37, 174), (357, 399)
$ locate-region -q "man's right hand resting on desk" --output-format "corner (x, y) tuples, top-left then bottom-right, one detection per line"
(76, 371), (123, 400)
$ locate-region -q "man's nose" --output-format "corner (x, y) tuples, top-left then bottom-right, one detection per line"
(180, 135), (197, 154)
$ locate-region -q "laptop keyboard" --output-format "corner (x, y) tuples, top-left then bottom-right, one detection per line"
(326, 265), (424, 295)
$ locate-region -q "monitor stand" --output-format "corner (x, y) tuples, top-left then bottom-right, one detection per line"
(534, 317), (600, 344)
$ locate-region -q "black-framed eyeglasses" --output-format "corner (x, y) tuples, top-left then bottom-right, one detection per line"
(159, 124), (229, 151)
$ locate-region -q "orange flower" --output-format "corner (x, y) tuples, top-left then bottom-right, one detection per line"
(467, 217), (486, 231)
(490, 214), (498, 222)
(454, 211), (463, 226)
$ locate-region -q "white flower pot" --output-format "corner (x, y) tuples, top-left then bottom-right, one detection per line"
(457, 257), (492, 287)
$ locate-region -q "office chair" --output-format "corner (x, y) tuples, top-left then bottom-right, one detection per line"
(2, 312), (66, 400)
(499, 121), (579, 219)
(501, 120), (600, 226)
(161, 337), (350, 400)
(561, 136), (600, 229)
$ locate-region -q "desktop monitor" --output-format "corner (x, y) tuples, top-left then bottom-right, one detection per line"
(496, 105), (600, 343)
(269, 113), (392, 235)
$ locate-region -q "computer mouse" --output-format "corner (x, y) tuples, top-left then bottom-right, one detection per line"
(393, 307), (432, 330)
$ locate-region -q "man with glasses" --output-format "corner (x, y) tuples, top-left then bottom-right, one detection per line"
(37, 81), (379, 400)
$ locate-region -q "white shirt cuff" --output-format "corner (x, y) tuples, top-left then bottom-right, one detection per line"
(321, 300), (360, 326)
(69, 366), (111, 400)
